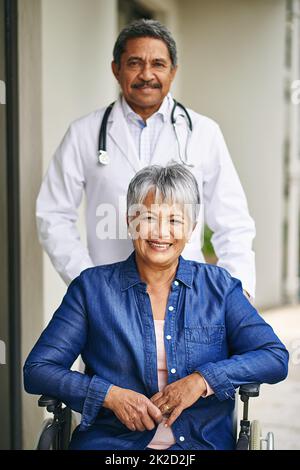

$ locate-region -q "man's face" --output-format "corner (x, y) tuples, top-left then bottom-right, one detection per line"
(112, 37), (177, 114)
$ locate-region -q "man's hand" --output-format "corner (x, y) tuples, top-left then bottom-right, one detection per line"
(150, 373), (207, 427)
(103, 385), (163, 432)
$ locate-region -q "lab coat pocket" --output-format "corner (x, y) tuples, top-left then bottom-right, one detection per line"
(185, 325), (224, 372)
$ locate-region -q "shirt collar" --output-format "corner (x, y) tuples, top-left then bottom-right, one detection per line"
(120, 250), (193, 291)
(121, 94), (171, 124)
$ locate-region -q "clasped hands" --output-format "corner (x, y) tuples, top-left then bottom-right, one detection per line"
(103, 372), (207, 432)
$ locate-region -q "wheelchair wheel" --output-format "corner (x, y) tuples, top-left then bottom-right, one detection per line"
(250, 420), (262, 450)
(36, 418), (58, 450)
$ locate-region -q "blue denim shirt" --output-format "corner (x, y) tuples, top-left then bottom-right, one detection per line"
(24, 252), (288, 450)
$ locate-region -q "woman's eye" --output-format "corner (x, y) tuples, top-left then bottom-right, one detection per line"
(171, 219), (183, 224)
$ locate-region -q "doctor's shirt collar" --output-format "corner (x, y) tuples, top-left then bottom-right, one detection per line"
(121, 94), (171, 125)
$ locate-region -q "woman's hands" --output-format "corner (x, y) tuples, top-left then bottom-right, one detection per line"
(103, 373), (206, 432)
(150, 372), (207, 427)
(103, 385), (163, 432)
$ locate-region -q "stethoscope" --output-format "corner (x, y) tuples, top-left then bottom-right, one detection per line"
(97, 100), (194, 167)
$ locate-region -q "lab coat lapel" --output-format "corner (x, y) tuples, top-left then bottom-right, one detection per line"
(107, 98), (142, 173)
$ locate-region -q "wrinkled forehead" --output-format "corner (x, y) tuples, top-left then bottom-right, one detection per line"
(128, 190), (192, 218)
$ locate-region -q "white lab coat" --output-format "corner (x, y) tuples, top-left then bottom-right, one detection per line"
(36, 95), (256, 297)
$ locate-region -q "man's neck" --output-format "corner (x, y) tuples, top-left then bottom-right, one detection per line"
(124, 99), (163, 122)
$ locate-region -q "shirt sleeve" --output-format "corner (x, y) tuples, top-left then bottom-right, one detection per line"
(193, 279), (289, 402)
(23, 274), (112, 431)
(36, 123), (94, 285)
(203, 124), (256, 298)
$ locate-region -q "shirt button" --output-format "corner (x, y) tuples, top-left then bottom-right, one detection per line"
(168, 306), (174, 312)
(171, 368), (176, 374)
(174, 280), (179, 286)
(179, 436), (185, 442)
(166, 335), (172, 340)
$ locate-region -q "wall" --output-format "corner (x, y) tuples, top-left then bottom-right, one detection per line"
(177, 0), (286, 307)
(18, 0), (43, 450)
(41, 0), (118, 323)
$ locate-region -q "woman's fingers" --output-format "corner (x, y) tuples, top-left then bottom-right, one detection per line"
(147, 400), (163, 424)
(164, 406), (182, 427)
(141, 412), (156, 431)
(153, 395), (170, 411)
(150, 391), (163, 403)
(132, 414), (145, 432)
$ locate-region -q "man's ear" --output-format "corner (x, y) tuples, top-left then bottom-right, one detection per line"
(170, 64), (178, 82)
(111, 61), (120, 82)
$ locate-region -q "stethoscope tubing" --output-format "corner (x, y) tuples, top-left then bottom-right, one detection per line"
(97, 99), (193, 166)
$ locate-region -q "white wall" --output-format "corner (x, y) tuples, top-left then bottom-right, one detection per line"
(177, 0), (286, 307)
(41, 0), (118, 322)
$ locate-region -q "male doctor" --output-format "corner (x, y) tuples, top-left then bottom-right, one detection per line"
(36, 19), (256, 298)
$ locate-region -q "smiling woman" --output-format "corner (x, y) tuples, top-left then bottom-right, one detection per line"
(24, 163), (288, 450)
(127, 164), (200, 274)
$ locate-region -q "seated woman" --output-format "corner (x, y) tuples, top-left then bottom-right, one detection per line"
(24, 164), (288, 450)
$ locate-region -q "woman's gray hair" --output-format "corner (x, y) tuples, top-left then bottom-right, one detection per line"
(113, 19), (177, 68)
(127, 164), (201, 224)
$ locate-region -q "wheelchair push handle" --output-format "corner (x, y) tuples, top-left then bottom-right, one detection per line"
(38, 395), (63, 413)
(239, 383), (260, 398)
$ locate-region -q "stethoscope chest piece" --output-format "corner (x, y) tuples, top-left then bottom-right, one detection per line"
(98, 150), (110, 165)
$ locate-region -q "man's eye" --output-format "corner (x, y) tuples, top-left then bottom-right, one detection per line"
(128, 60), (140, 67)
(154, 62), (165, 68)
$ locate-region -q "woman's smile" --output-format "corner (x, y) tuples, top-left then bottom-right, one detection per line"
(147, 240), (173, 251)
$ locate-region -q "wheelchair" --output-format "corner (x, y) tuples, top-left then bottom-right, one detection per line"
(36, 383), (274, 450)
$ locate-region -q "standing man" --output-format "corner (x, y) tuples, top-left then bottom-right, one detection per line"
(36, 19), (256, 298)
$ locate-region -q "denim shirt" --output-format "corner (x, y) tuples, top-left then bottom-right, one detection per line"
(23, 252), (288, 450)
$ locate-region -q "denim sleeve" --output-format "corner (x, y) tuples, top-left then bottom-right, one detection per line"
(195, 279), (289, 402)
(23, 274), (112, 431)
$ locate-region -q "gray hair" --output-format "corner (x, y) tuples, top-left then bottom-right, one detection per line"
(127, 164), (200, 224)
(113, 19), (177, 68)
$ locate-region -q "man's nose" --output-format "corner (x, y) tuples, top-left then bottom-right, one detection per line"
(138, 63), (155, 82)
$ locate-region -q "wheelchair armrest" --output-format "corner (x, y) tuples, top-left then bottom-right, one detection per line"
(38, 395), (62, 411)
(239, 383), (260, 398)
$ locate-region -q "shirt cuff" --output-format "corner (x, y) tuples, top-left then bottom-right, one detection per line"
(202, 378), (214, 398)
(79, 375), (112, 431)
(194, 363), (236, 401)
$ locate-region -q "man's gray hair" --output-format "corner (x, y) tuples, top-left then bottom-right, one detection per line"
(127, 164), (200, 224)
(113, 19), (177, 68)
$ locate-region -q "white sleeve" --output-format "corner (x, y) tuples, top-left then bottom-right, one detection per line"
(36, 123), (94, 285)
(203, 125), (256, 298)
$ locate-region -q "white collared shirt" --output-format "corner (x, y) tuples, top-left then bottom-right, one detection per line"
(121, 94), (170, 164)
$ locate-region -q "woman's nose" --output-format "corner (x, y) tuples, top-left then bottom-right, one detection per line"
(158, 220), (172, 240)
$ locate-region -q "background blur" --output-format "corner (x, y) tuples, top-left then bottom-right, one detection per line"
(0, 0), (299, 450)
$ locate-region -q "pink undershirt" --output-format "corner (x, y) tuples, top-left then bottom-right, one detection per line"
(147, 320), (214, 450)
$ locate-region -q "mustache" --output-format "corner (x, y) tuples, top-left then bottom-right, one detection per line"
(131, 81), (162, 89)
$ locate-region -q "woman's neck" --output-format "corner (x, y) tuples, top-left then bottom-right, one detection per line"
(135, 255), (178, 290)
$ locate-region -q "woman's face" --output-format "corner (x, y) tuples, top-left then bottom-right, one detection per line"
(128, 191), (195, 269)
